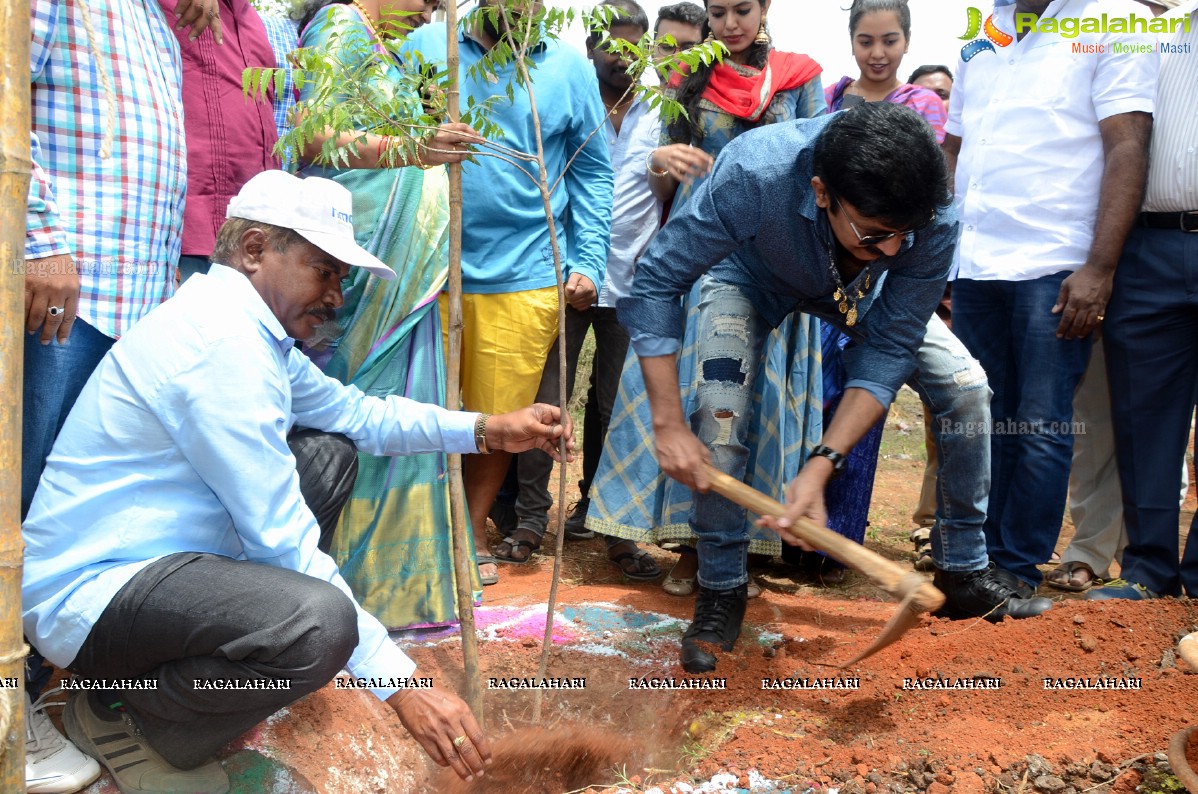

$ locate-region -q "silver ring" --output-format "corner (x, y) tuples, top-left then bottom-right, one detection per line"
(47, 306), (64, 317)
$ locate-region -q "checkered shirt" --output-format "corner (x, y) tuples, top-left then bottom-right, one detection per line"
(259, 14), (299, 165)
(28, 0), (185, 339)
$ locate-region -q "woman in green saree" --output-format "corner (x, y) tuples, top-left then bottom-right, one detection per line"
(294, 0), (481, 628)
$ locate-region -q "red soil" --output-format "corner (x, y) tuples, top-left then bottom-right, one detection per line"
(406, 560), (1198, 793)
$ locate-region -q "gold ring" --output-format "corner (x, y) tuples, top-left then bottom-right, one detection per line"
(453, 735), (467, 748)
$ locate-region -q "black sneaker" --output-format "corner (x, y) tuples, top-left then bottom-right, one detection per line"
(934, 565), (1053, 621)
(989, 566), (1039, 599)
(680, 584), (748, 673)
(562, 498), (595, 540)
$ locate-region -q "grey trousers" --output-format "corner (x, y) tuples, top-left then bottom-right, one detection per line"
(1064, 339), (1127, 577)
(69, 432), (360, 769)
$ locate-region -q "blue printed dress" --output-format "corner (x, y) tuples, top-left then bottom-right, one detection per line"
(586, 59), (825, 558)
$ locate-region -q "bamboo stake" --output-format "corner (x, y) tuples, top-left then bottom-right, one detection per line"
(0, 0), (29, 781)
(443, 0), (483, 720)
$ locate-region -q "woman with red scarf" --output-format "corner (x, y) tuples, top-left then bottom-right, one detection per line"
(647, 0), (823, 204)
(586, 0), (827, 603)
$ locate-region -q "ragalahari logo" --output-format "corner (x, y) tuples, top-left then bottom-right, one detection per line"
(960, 6), (1014, 61)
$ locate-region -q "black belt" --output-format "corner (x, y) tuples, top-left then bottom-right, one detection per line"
(1140, 211), (1198, 232)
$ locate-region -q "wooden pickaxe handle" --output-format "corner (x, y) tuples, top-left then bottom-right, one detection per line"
(701, 463), (944, 612)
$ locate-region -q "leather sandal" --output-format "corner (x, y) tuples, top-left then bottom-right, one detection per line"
(493, 528), (541, 564)
(608, 541), (662, 581)
(475, 555), (500, 586)
(1045, 560), (1099, 592)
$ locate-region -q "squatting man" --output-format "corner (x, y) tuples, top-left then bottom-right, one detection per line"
(21, 171), (573, 793)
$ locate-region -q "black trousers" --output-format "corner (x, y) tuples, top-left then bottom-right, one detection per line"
(1104, 225), (1198, 596)
(70, 431), (360, 768)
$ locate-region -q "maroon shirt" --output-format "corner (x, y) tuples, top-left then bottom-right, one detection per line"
(161, 0), (280, 256)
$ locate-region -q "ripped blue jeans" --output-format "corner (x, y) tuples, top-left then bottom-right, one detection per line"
(690, 278), (771, 589)
(690, 279), (992, 589)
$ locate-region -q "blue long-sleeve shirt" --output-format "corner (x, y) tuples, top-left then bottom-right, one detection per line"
(22, 265), (479, 701)
(618, 113), (959, 408)
(403, 22), (612, 294)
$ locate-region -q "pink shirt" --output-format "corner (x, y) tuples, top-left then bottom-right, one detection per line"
(161, 0), (280, 256)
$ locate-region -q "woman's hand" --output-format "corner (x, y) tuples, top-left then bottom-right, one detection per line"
(649, 144), (714, 186)
(420, 123), (482, 166)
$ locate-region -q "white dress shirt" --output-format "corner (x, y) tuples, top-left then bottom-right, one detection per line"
(1143, 1), (1198, 212)
(22, 264), (477, 701)
(598, 97), (663, 308)
(947, 0), (1158, 281)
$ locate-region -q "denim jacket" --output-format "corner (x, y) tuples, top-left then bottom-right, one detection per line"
(617, 113), (958, 408)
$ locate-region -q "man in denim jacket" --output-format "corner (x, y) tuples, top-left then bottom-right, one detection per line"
(619, 104), (1051, 673)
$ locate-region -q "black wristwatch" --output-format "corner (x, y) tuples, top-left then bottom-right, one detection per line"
(810, 444), (847, 478)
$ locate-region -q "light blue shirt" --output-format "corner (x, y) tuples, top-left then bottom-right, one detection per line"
(599, 97), (662, 308)
(402, 22), (613, 294)
(22, 265), (477, 701)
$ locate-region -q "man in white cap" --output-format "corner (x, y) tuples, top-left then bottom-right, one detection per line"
(20, 171), (571, 794)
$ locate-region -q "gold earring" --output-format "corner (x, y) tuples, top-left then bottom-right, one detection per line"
(704, 30), (715, 44)
(755, 16), (770, 44)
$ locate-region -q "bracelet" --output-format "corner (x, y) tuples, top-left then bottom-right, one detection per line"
(474, 413), (491, 454)
(645, 151), (668, 177)
(809, 444), (847, 479)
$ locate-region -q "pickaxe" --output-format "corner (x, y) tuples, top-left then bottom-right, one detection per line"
(701, 462), (945, 667)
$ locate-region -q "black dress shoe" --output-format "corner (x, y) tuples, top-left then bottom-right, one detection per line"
(989, 566), (1039, 599)
(680, 584), (748, 673)
(934, 565), (1053, 621)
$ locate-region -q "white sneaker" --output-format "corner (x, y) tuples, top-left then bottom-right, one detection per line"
(25, 689), (102, 794)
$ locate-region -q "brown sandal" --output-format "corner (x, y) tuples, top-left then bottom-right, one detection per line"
(1045, 560), (1099, 592)
(493, 528), (542, 564)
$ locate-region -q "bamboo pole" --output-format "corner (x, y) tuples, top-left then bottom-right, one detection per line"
(0, 0), (29, 782)
(444, 0), (484, 720)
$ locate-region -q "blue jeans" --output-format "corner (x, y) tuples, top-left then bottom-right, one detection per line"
(23, 318), (115, 696)
(22, 319), (115, 518)
(953, 273), (1092, 587)
(690, 279), (770, 589)
(906, 314), (991, 573)
(692, 280), (994, 589)
(1103, 226), (1198, 596)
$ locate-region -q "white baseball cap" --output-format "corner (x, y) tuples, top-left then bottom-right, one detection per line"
(226, 170), (395, 281)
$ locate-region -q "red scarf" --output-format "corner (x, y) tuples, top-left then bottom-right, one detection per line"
(670, 50), (822, 122)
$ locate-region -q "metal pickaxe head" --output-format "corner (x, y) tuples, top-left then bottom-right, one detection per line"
(837, 573), (944, 667)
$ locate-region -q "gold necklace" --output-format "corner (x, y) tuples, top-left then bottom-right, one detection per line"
(603, 94), (632, 116)
(349, 0), (383, 40)
(826, 241), (870, 327)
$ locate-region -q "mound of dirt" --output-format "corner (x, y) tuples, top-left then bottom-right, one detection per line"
(437, 727), (640, 794)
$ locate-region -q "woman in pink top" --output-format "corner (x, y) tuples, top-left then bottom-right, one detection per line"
(824, 0), (946, 143)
